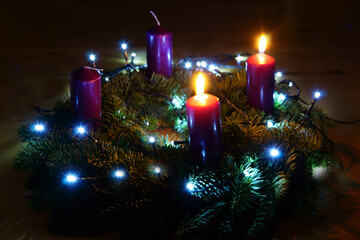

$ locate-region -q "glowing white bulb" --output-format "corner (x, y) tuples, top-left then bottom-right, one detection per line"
(34, 124), (45, 132)
(278, 94), (286, 102)
(105, 77), (109, 81)
(171, 141), (175, 146)
(186, 182), (195, 191)
(314, 91), (321, 99)
(89, 54), (96, 61)
(172, 98), (178, 104)
(154, 166), (161, 174)
(185, 62), (192, 69)
(149, 136), (155, 143)
(76, 126), (86, 134)
(267, 120), (274, 128)
(209, 64), (216, 72)
(201, 61), (207, 68)
(66, 174), (78, 183)
(273, 93), (276, 99)
(121, 43), (127, 50)
(235, 55), (243, 63)
(115, 170), (125, 178)
(289, 81), (293, 87)
(275, 72), (282, 78)
(270, 148), (280, 157)
(131, 52), (136, 57)
(196, 61), (201, 67)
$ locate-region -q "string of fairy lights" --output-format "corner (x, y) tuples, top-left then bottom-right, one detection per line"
(29, 42), (356, 192)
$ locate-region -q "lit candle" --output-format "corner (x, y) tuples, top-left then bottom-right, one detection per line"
(186, 73), (223, 168)
(70, 66), (101, 126)
(146, 11), (173, 78)
(246, 35), (275, 113)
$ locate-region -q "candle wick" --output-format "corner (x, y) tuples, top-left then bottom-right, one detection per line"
(149, 11), (161, 26)
(84, 66), (104, 72)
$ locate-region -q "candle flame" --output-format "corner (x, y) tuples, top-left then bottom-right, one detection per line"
(259, 35), (266, 53)
(196, 73), (205, 96)
(194, 73), (208, 101)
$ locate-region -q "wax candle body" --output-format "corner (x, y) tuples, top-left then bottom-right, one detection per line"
(246, 53), (275, 114)
(146, 25), (173, 78)
(70, 67), (101, 125)
(186, 94), (223, 168)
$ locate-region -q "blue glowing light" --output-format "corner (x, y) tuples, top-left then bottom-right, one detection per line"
(267, 120), (274, 128)
(186, 182), (195, 191)
(269, 148), (280, 157)
(121, 43), (127, 50)
(34, 123), (45, 132)
(314, 91), (321, 99)
(105, 77), (109, 81)
(149, 136), (155, 143)
(115, 170), (126, 178)
(196, 61), (201, 67)
(201, 61), (207, 68)
(275, 72), (283, 78)
(131, 52), (136, 57)
(66, 174), (78, 183)
(75, 126), (86, 135)
(209, 64), (217, 72)
(278, 94), (286, 102)
(89, 54), (96, 61)
(185, 62), (192, 69)
(154, 166), (161, 174)
(288, 81), (293, 87)
(235, 55), (244, 63)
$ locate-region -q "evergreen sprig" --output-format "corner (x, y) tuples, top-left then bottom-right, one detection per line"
(15, 67), (341, 239)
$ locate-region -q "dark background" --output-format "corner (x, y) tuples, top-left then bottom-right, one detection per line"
(0, 0), (359, 239)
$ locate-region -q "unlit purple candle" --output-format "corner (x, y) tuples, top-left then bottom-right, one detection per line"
(146, 11), (173, 78)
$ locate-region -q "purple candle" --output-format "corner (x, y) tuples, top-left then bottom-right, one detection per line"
(186, 73), (223, 168)
(246, 36), (275, 114)
(70, 66), (101, 126)
(146, 11), (173, 78)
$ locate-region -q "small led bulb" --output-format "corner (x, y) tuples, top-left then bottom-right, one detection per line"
(186, 182), (195, 191)
(269, 148), (280, 157)
(201, 61), (207, 68)
(76, 126), (86, 134)
(288, 81), (293, 87)
(275, 72), (282, 78)
(209, 64), (216, 71)
(131, 52), (136, 57)
(185, 62), (192, 69)
(66, 174), (78, 183)
(154, 166), (161, 174)
(89, 54), (96, 61)
(267, 120), (274, 128)
(314, 91), (321, 99)
(121, 43), (127, 50)
(105, 77), (109, 81)
(149, 136), (155, 143)
(115, 170), (125, 178)
(34, 124), (45, 132)
(278, 94), (286, 101)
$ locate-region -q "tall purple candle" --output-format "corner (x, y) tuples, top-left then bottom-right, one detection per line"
(70, 66), (101, 125)
(146, 11), (173, 78)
